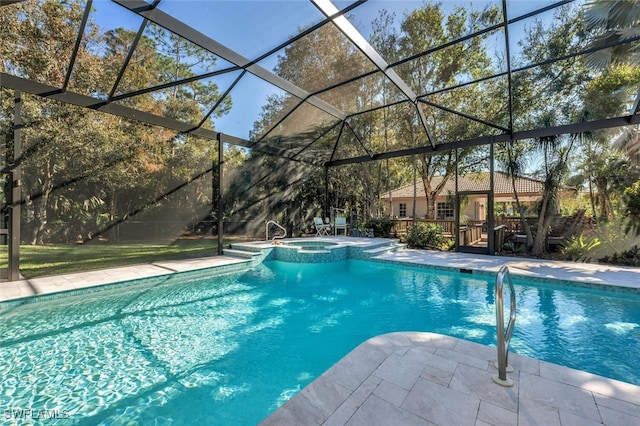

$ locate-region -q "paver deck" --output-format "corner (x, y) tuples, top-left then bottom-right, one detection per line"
(261, 332), (640, 426)
(0, 255), (250, 302)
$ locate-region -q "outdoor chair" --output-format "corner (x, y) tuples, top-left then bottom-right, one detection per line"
(334, 217), (347, 236)
(314, 217), (331, 236)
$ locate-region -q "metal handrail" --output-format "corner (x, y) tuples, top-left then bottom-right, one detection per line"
(265, 220), (287, 241)
(493, 265), (516, 386)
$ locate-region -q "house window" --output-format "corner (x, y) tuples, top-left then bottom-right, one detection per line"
(436, 202), (454, 219)
(399, 203), (407, 217)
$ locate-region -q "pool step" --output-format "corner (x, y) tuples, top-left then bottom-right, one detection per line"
(363, 242), (407, 255)
(228, 243), (265, 253)
(223, 248), (262, 259)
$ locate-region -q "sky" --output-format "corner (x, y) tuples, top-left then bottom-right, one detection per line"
(89, 0), (583, 140)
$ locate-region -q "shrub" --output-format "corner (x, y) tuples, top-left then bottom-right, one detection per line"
(406, 223), (445, 249)
(444, 238), (455, 251)
(561, 234), (601, 261)
(362, 216), (394, 238)
(502, 240), (525, 255)
(599, 245), (640, 267)
(623, 180), (640, 234)
(560, 221), (640, 266)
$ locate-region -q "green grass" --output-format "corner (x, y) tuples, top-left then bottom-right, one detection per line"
(0, 237), (249, 279)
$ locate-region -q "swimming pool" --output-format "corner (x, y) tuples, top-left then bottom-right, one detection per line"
(1, 259), (639, 425)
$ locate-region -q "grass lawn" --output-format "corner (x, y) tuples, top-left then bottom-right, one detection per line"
(0, 237), (250, 279)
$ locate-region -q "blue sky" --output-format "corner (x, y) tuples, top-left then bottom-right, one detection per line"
(90, 0), (581, 140)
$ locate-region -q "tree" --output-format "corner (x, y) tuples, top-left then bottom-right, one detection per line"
(394, 2), (502, 218)
(623, 180), (640, 233)
(0, 0), (233, 244)
(531, 119), (577, 255)
(580, 61), (640, 221)
(583, 0), (640, 69)
(503, 4), (593, 254)
(496, 140), (535, 246)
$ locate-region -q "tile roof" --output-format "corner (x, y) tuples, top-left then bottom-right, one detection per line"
(381, 171), (544, 199)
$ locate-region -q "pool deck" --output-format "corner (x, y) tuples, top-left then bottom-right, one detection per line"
(0, 255), (251, 302)
(261, 332), (640, 426)
(2, 237), (640, 425)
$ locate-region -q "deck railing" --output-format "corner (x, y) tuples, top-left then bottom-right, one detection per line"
(458, 224), (483, 245)
(392, 219), (455, 236)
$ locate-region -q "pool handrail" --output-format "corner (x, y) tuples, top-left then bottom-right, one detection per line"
(493, 264), (516, 387)
(266, 220), (287, 241)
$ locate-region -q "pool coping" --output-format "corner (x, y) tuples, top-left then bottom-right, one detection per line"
(371, 248), (640, 292)
(0, 255), (252, 304)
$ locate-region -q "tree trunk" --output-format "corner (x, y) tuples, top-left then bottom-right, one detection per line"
(108, 188), (117, 240)
(30, 159), (54, 245)
(588, 178), (597, 220)
(426, 193), (437, 220)
(532, 190), (552, 256)
(510, 173), (533, 247)
(30, 203), (47, 245)
(595, 177), (614, 220)
(504, 142), (533, 248)
(419, 153), (454, 219)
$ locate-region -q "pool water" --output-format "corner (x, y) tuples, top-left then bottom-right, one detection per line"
(1, 259), (639, 425)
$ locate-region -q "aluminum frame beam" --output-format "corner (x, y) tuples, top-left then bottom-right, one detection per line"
(110, 66), (241, 103)
(108, 17), (150, 100)
(1, 73), (221, 138)
(7, 91), (21, 281)
(1, 73), (318, 163)
(632, 90), (640, 124)
(63, 0), (93, 91)
(501, 0), (514, 134)
(4, 0), (636, 171)
(196, 70), (246, 130)
(326, 115), (635, 167)
(418, 99), (510, 133)
(292, 121), (342, 160)
(215, 133), (223, 255)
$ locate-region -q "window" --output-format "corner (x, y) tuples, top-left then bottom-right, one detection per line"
(436, 202), (454, 219)
(399, 203), (407, 217)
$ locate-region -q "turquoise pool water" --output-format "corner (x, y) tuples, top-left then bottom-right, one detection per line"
(1, 259), (639, 425)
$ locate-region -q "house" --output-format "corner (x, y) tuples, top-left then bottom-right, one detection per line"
(380, 171), (550, 222)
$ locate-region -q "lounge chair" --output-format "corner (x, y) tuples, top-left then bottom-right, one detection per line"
(334, 217), (347, 235)
(314, 217), (331, 236)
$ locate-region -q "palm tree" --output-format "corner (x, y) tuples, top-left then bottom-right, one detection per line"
(583, 0), (640, 69)
(614, 126), (640, 165)
(499, 141), (534, 248)
(530, 115), (578, 255)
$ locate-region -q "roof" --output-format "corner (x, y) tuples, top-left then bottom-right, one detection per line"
(381, 171), (544, 199)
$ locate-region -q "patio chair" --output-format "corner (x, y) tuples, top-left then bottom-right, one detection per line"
(334, 217), (347, 236)
(314, 217), (331, 236)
